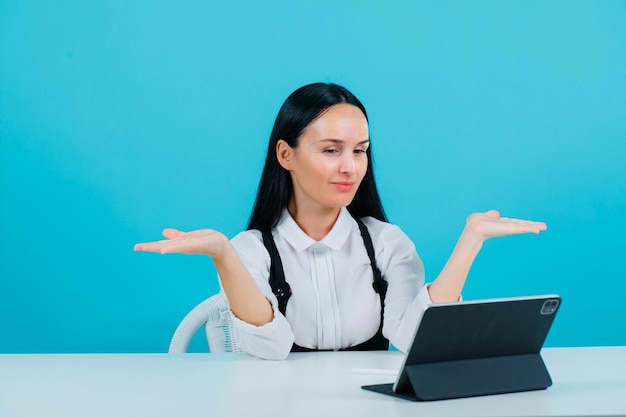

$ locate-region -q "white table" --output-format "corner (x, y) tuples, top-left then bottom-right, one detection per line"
(1, 347), (624, 417)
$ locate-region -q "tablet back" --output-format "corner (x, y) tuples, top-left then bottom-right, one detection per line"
(363, 294), (561, 401)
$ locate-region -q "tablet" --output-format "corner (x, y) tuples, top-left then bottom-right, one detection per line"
(362, 294), (561, 401)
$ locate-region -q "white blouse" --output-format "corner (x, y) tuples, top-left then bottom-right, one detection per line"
(224, 207), (432, 360)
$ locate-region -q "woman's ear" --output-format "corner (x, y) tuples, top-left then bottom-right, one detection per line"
(276, 139), (294, 170)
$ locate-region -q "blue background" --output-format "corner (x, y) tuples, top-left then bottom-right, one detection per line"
(1, 0), (624, 353)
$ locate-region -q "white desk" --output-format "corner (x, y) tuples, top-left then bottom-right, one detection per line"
(0, 347), (624, 417)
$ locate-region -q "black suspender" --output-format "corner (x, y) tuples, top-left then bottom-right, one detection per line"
(261, 216), (389, 351)
(354, 217), (388, 303)
(261, 229), (292, 316)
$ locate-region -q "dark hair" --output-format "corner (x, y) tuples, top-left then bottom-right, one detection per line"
(247, 83), (387, 231)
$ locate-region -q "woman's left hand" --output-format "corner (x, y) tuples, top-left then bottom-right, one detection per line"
(464, 210), (547, 243)
(428, 210), (547, 303)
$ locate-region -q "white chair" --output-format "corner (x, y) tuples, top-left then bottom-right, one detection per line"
(168, 292), (243, 353)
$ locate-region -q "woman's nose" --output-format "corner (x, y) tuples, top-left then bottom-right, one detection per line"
(339, 154), (356, 174)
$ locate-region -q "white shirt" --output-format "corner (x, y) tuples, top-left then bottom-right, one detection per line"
(225, 207), (432, 360)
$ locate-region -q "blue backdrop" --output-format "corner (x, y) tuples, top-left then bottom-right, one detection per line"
(1, 0), (625, 353)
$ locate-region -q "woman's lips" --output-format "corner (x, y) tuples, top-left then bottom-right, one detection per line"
(332, 182), (354, 191)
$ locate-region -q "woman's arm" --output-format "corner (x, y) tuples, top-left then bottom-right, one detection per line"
(134, 228), (274, 326)
(427, 210), (547, 303)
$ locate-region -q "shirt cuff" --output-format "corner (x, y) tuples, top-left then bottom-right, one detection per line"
(230, 298), (295, 360)
(424, 283), (463, 302)
(230, 297), (281, 334)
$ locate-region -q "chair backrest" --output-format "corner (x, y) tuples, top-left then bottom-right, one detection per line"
(168, 293), (243, 353)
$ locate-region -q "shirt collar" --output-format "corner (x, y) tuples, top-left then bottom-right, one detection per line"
(276, 207), (354, 252)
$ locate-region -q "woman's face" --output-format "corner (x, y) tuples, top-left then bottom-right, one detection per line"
(277, 103), (369, 215)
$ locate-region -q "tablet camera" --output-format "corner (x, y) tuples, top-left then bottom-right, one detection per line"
(540, 299), (559, 315)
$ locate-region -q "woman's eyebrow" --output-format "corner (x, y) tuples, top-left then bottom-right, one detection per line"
(319, 138), (370, 144)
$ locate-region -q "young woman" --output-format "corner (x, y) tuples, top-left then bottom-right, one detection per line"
(135, 83), (547, 360)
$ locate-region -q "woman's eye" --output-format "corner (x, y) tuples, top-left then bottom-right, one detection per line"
(324, 149), (339, 154)
(354, 149), (367, 154)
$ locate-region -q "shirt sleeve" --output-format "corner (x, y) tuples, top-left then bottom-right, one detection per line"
(363, 219), (432, 353)
(220, 231), (295, 360)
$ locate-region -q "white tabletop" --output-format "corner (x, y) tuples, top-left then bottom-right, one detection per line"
(1, 346), (625, 417)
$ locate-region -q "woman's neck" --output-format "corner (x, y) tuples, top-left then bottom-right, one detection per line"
(287, 201), (341, 241)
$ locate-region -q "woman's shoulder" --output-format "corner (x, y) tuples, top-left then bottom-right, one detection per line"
(229, 229), (272, 270)
(359, 216), (416, 249)
(230, 229), (266, 253)
(359, 216), (403, 235)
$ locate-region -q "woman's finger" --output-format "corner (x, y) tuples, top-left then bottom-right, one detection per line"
(159, 238), (207, 255)
(484, 209), (500, 218)
(162, 228), (185, 239)
(134, 239), (170, 252)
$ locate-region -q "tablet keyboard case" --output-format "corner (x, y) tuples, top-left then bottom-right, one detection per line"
(362, 295), (560, 401)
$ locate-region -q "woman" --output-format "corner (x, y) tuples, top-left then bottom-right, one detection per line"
(135, 83), (546, 360)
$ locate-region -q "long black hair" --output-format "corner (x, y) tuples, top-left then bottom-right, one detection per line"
(247, 83), (387, 231)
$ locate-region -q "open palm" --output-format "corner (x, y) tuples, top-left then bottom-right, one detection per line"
(466, 210), (547, 241)
(134, 228), (230, 257)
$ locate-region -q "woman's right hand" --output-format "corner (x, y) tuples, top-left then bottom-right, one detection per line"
(134, 228), (231, 259)
(135, 228), (276, 327)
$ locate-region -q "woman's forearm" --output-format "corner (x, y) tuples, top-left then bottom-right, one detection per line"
(213, 243), (274, 326)
(427, 210), (546, 303)
(428, 227), (483, 303)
